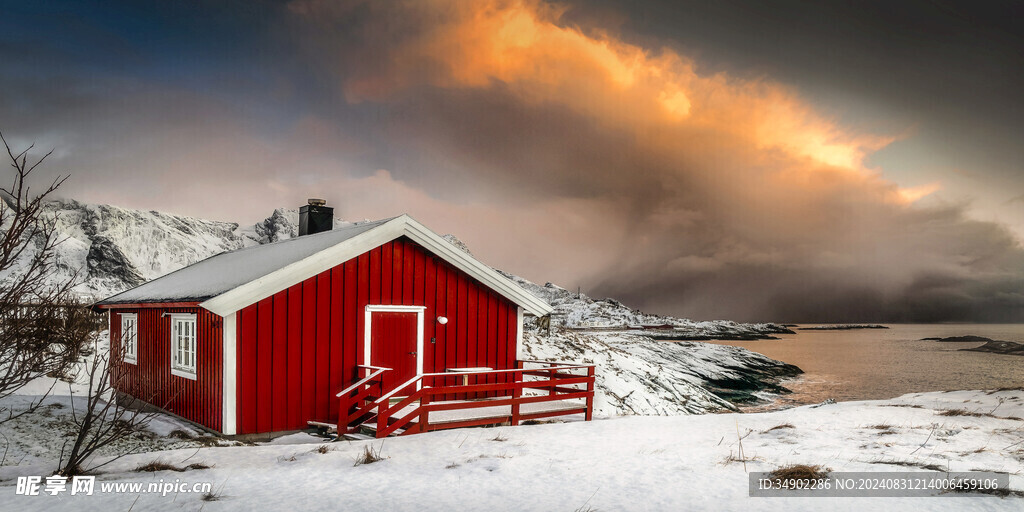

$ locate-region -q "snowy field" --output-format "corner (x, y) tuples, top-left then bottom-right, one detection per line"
(0, 388), (1020, 511)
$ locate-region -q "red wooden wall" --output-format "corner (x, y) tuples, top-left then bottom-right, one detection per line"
(108, 307), (223, 432)
(234, 236), (520, 434)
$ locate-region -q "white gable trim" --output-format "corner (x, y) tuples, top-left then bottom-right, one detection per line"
(221, 312), (237, 435)
(198, 215), (553, 317)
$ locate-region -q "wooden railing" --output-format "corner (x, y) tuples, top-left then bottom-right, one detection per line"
(336, 365), (391, 433)
(336, 361), (596, 438)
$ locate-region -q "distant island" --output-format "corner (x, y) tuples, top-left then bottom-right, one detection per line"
(922, 335), (992, 342)
(962, 340), (1024, 356)
(921, 335), (1024, 356)
(797, 324), (889, 330)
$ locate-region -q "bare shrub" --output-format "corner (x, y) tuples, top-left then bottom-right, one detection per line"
(0, 132), (96, 423)
(56, 339), (162, 476)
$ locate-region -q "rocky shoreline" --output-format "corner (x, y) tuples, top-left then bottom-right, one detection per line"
(525, 329), (803, 415)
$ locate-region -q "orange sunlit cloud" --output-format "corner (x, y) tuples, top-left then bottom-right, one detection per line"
(333, 0), (896, 176)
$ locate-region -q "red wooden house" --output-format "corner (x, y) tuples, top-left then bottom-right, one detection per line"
(95, 207), (594, 437)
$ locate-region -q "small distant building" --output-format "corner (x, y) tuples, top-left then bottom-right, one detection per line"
(96, 202), (592, 437)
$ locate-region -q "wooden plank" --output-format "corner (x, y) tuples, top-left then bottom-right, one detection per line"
(369, 246), (381, 304)
(466, 285), (478, 367)
(392, 239), (403, 303)
(402, 239), (414, 305)
(301, 278), (318, 425)
(457, 274), (468, 370)
(345, 258), (358, 372)
(286, 286), (303, 430)
(423, 255), (437, 374)
(256, 298), (273, 433)
(271, 291), (289, 432)
(316, 272), (332, 422)
(240, 305), (258, 434)
(381, 241), (393, 305)
(357, 252), (369, 363)
(413, 243), (425, 305)
(445, 266), (457, 400)
(329, 266), (345, 422)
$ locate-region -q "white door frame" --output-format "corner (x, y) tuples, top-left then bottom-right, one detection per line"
(363, 305), (426, 390)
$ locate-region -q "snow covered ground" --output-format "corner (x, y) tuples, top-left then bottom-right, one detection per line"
(0, 388), (1020, 511)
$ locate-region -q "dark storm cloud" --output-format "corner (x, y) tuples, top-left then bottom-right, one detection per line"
(285, 0), (1024, 322)
(2, 0), (1023, 322)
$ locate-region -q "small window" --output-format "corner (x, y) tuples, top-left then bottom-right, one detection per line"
(170, 314), (197, 379)
(120, 313), (137, 365)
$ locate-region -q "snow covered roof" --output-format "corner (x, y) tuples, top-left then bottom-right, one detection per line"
(96, 215), (553, 316)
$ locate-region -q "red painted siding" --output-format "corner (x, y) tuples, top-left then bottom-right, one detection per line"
(233, 236), (520, 434)
(108, 307), (223, 432)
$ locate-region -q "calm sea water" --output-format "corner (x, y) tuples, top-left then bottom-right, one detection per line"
(704, 324), (1024, 409)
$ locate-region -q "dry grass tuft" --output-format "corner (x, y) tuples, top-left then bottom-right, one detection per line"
(314, 444), (332, 454)
(354, 443), (386, 466)
(134, 461), (186, 473)
(766, 464), (830, 485)
(491, 433), (508, 442)
(873, 459), (945, 472)
(721, 452), (762, 466)
(201, 489), (224, 502)
(866, 424), (898, 435)
(762, 423), (795, 433)
(133, 461), (210, 473)
(938, 409), (988, 417)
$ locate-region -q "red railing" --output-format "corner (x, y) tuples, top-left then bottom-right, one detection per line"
(336, 365), (391, 433)
(336, 361), (596, 438)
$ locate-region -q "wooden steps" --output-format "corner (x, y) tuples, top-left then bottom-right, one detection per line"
(340, 432), (374, 441)
(359, 422), (407, 437)
(307, 420), (337, 433)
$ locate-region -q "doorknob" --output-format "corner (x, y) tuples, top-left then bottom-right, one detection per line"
(408, 351), (417, 355)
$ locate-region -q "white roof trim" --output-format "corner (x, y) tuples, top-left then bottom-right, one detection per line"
(198, 215), (553, 317)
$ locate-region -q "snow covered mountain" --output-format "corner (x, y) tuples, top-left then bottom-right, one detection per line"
(9, 199), (801, 415)
(35, 200), (356, 300)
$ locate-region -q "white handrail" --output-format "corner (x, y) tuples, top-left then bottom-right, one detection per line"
(371, 363), (594, 405)
(422, 364), (591, 377)
(357, 365), (392, 371)
(518, 359), (594, 368)
(336, 367), (391, 398)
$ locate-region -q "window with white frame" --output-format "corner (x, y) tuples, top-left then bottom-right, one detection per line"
(170, 314), (197, 379)
(120, 313), (137, 364)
